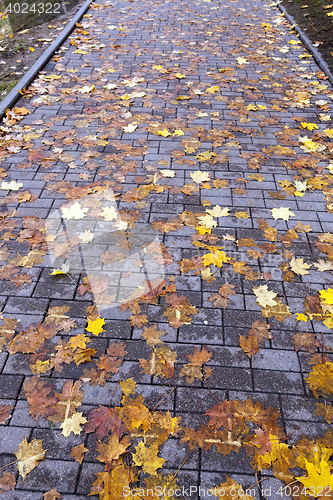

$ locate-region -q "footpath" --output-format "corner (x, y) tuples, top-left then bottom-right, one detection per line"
(1, 0), (333, 498)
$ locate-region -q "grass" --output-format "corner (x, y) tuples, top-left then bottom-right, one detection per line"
(282, 0), (333, 73)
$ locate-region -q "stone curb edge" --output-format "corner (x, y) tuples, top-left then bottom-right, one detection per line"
(276, 1), (333, 86)
(0, 0), (94, 122)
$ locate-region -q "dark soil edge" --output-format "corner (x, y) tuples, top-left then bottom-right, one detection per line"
(0, 0), (94, 122)
(277, 2), (333, 86)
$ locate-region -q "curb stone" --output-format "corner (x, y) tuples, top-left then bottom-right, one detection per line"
(0, 0), (94, 122)
(276, 1), (333, 86)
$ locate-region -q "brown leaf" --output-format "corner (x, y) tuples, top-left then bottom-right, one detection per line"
(0, 404), (12, 424)
(239, 334), (260, 358)
(141, 325), (167, 347)
(205, 400), (235, 430)
(97, 435), (131, 465)
(0, 472), (16, 493)
(43, 489), (62, 500)
(315, 403), (333, 424)
(70, 444), (89, 464)
(293, 333), (318, 353)
(24, 376), (58, 421)
(85, 406), (125, 440)
(139, 346), (177, 379)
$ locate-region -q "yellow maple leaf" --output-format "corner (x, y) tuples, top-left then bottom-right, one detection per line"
(296, 457), (333, 490)
(152, 65), (164, 71)
(195, 151), (217, 162)
(290, 257), (311, 276)
(190, 170), (211, 183)
(15, 438), (46, 480)
(198, 214), (217, 229)
(86, 317), (106, 336)
(61, 202), (88, 220)
(175, 72), (186, 79)
(132, 442), (165, 475)
(77, 84), (94, 94)
(206, 205), (230, 217)
(202, 250), (230, 267)
(301, 122), (319, 130)
(296, 313), (308, 322)
(253, 285), (278, 308)
(30, 359), (51, 375)
(205, 85), (219, 93)
(69, 334), (90, 350)
(120, 378), (137, 396)
(320, 289), (333, 305)
(197, 225), (211, 235)
(122, 122), (137, 133)
(1, 180), (23, 191)
(176, 95), (191, 100)
(324, 128), (333, 138)
(173, 129), (184, 136)
(50, 263), (70, 275)
(299, 136), (326, 152)
(157, 129), (172, 137)
(234, 211), (249, 219)
(98, 206), (118, 221)
(306, 362), (333, 398)
(271, 207), (295, 221)
(237, 57), (248, 64)
(60, 412), (87, 437)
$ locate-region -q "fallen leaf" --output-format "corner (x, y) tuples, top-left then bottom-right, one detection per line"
(1, 181), (23, 191)
(271, 207), (295, 221)
(43, 489), (62, 500)
(15, 437), (46, 480)
(132, 441), (165, 475)
(86, 317), (106, 336)
(61, 412), (87, 437)
(253, 285), (278, 308)
(70, 444), (89, 464)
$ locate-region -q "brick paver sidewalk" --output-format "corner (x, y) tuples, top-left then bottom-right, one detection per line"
(1, 0), (333, 498)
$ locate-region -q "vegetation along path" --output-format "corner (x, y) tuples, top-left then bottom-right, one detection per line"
(1, 0), (333, 498)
